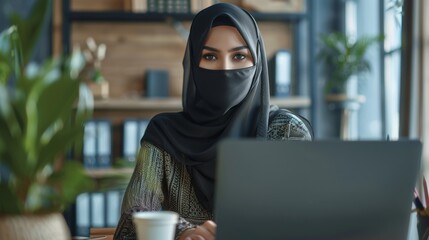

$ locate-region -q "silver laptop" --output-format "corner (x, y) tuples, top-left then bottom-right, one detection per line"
(214, 140), (422, 240)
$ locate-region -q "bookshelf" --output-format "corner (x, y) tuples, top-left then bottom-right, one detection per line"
(60, 0), (314, 235)
(85, 96), (310, 177)
(61, 0), (313, 157)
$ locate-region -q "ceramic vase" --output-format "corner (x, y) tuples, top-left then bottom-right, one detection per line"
(0, 213), (71, 240)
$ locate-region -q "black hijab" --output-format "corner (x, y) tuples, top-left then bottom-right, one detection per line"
(142, 3), (271, 211)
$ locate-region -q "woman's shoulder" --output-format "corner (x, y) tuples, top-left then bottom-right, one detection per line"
(139, 141), (175, 169)
(140, 141), (176, 160)
(141, 141), (161, 152)
(267, 109), (313, 141)
(148, 112), (183, 123)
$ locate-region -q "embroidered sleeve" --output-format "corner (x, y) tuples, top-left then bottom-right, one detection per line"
(175, 217), (197, 239)
(267, 109), (313, 141)
(114, 143), (165, 240)
(114, 142), (210, 240)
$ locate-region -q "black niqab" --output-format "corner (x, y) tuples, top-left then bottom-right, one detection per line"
(142, 3), (271, 211)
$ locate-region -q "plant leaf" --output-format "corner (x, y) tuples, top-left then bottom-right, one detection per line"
(9, 0), (51, 66)
(37, 124), (83, 171)
(0, 182), (22, 213)
(36, 75), (80, 143)
(47, 161), (94, 211)
(0, 26), (23, 82)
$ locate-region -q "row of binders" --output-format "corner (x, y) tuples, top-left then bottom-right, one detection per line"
(83, 119), (150, 168)
(125, 0), (216, 13)
(75, 189), (125, 236)
(78, 119), (149, 235)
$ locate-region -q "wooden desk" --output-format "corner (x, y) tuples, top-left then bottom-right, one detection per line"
(90, 228), (115, 240)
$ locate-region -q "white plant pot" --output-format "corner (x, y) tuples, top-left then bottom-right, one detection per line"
(0, 213), (71, 240)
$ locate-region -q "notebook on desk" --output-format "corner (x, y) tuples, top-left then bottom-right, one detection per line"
(214, 140), (422, 240)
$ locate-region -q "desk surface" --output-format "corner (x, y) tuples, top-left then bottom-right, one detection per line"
(90, 227), (115, 240)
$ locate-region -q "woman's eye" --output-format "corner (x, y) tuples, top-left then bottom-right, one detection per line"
(203, 54), (217, 61)
(233, 53), (246, 61)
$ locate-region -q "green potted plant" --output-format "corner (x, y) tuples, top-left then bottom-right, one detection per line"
(0, 1), (94, 239)
(318, 32), (383, 95)
(317, 32), (383, 140)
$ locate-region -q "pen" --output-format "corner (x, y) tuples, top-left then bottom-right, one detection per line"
(414, 189), (425, 211)
(423, 177), (429, 207)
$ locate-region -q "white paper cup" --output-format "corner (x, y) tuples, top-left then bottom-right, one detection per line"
(132, 211), (179, 240)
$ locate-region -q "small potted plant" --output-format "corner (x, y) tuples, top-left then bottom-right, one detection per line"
(79, 37), (109, 99)
(317, 32), (383, 139)
(0, 1), (94, 239)
(318, 31), (383, 95)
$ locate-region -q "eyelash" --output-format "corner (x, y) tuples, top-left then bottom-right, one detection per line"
(202, 53), (248, 62)
(202, 54), (217, 61)
(233, 54), (246, 61)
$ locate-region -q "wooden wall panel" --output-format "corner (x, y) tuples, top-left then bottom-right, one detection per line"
(71, 21), (291, 99)
(72, 22), (189, 98)
(258, 22), (292, 58)
(71, 0), (125, 11)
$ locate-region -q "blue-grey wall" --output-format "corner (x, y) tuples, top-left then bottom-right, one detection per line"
(312, 0), (346, 139)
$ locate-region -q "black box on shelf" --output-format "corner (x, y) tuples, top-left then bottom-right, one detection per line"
(144, 69), (169, 98)
(268, 49), (292, 97)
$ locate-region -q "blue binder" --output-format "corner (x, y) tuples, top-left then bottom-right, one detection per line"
(83, 120), (112, 168)
(83, 121), (97, 168)
(96, 120), (112, 168)
(123, 118), (150, 162)
(75, 192), (90, 236)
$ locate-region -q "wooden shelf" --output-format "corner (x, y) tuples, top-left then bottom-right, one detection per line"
(69, 11), (195, 22)
(94, 98), (183, 111)
(325, 94), (366, 104)
(93, 97), (311, 111)
(85, 167), (134, 179)
(270, 96), (311, 108)
(68, 11), (307, 22)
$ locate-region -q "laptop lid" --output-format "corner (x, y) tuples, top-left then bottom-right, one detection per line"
(214, 140), (422, 240)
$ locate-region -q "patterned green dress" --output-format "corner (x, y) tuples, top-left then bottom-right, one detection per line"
(114, 110), (312, 240)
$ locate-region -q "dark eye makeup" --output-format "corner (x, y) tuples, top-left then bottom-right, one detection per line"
(202, 53), (217, 61)
(233, 53), (247, 61)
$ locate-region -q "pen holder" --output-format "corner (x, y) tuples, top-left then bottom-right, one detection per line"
(417, 211), (429, 240)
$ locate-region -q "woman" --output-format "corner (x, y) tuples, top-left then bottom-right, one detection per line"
(114, 3), (312, 240)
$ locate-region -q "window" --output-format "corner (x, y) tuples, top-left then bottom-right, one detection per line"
(354, 0), (383, 139)
(383, 0), (402, 139)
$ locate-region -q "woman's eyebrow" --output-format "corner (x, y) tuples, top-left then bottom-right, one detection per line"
(229, 46), (249, 52)
(202, 46), (219, 52)
(202, 46), (249, 52)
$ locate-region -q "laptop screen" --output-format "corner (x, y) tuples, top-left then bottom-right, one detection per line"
(214, 140), (421, 240)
